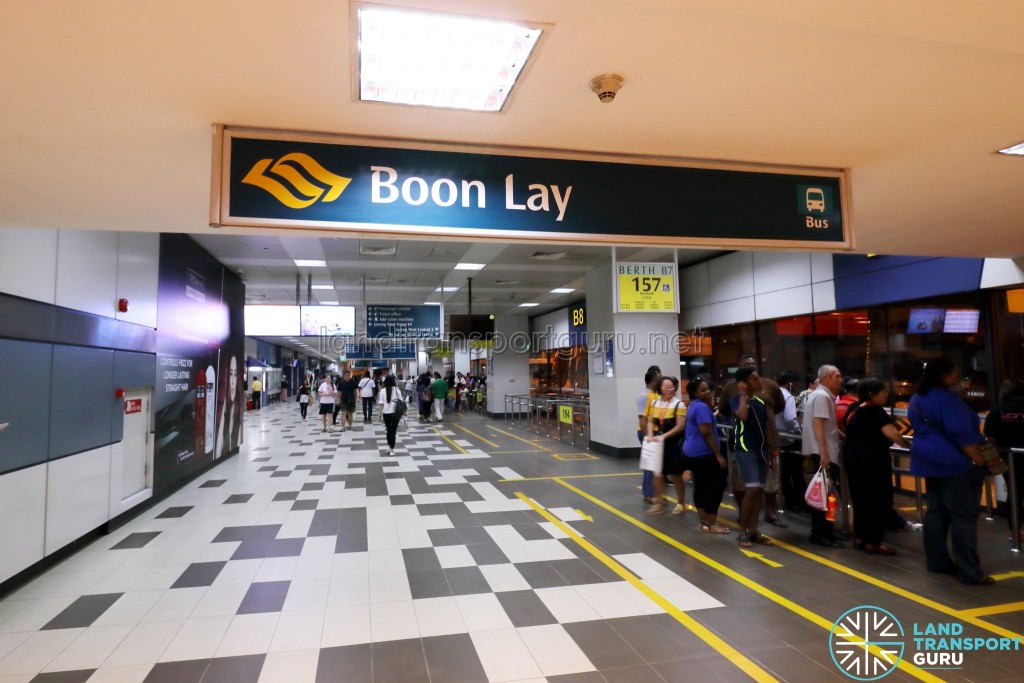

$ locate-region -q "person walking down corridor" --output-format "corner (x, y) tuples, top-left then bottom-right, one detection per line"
(377, 375), (404, 457)
(358, 371), (376, 423)
(430, 372), (449, 422)
(297, 380), (310, 420)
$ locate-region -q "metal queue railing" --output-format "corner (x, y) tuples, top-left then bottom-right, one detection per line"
(503, 394), (590, 448)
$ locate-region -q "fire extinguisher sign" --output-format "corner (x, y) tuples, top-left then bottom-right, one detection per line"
(124, 399), (142, 414)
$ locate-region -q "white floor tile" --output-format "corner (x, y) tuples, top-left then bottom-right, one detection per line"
(478, 564), (531, 593)
(455, 593), (514, 632)
(128, 564), (190, 592)
(141, 586), (207, 622)
(369, 601), (419, 642)
(0, 597), (77, 634)
(369, 572), (411, 603)
(321, 605), (371, 648)
(66, 664), (154, 683)
(189, 583), (250, 619)
(413, 597), (467, 637)
(367, 549), (405, 574)
(331, 552), (369, 576)
(268, 609), (325, 653)
(327, 574), (369, 606)
(573, 583), (643, 619)
(420, 515), (453, 531)
(258, 648), (320, 683)
(434, 545), (475, 569)
(158, 616), (231, 662)
(366, 531), (400, 551)
(613, 552), (678, 579)
(254, 557), (299, 582)
(212, 559), (263, 585)
(470, 629), (543, 682)
(215, 612), (280, 658)
(282, 578), (330, 612)
(0, 635), (30, 663)
(0, 629), (83, 676)
(300, 537), (338, 557)
(41, 623), (133, 672)
(534, 587), (602, 624)
(104, 620), (184, 667)
(92, 591), (166, 627)
(292, 555), (334, 581)
(644, 575), (724, 611)
(517, 624), (595, 677)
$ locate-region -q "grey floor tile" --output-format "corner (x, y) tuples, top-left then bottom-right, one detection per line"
(199, 480), (226, 488)
(155, 506), (193, 519)
(443, 566), (491, 596)
(546, 673), (606, 683)
(548, 559), (607, 585)
(563, 621), (645, 670)
(28, 671), (95, 683)
(336, 533), (369, 554)
(265, 538), (305, 558)
(41, 593), (122, 630)
(371, 638), (429, 683)
(142, 659), (210, 683)
(428, 529), (465, 546)
(172, 561), (227, 589)
(200, 654), (265, 683)
(272, 491), (299, 501)
(515, 561), (569, 589)
(223, 494), (253, 504)
(513, 523), (556, 541)
(402, 548), (442, 572)
(408, 569), (453, 600)
(422, 633), (489, 683)
(236, 581), (290, 614)
(110, 532), (161, 550)
(465, 542), (508, 566)
(494, 590), (557, 627)
(291, 499), (318, 511)
(456, 527), (494, 546)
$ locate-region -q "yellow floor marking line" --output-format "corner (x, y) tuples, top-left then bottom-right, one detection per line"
(958, 601), (1024, 619)
(551, 452), (599, 461)
(555, 479), (945, 683)
(498, 472), (636, 483)
(450, 423), (500, 448)
(514, 492), (779, 683)
(573, 508), (594, 522)
(488, 449), (549, 455)
(488, 426), (552, 452)
(430, 427), (468, 455)
(739, 549), (783, 568)
(990, 571), (1024, 582)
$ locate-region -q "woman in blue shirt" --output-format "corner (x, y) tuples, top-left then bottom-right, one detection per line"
(908, 357), (992, 585)
(684, 378), (730, 534)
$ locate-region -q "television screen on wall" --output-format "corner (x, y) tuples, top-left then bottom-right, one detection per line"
(942, 309), (980, 334)
(244, 305), (300, 336)
(907, 308), (945, 334)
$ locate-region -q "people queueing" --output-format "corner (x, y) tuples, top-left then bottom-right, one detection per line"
(684, 377), (730, 535)
(637, 366), (661, 504)
(731, 367), (775, 548)
(644, 376), (687, 516)
(801, 365), (847, 548)
(984, 379), (1024, 542)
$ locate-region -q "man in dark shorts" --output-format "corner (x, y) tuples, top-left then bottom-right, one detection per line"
(337, 370), (359, 433)
(731, 367), (775, 548)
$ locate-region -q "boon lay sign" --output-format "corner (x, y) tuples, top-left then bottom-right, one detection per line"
(211, 127), (851, 249)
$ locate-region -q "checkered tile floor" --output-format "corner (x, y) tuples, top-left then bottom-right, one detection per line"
(3, 403), (1023, 682)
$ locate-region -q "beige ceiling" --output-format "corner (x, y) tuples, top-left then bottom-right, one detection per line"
(3, 0), (1024, 310)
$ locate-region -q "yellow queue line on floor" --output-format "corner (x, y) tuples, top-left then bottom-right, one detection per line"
(554, 478), (946, 683)
(513, 492), (780, 683)
(487, 426), (552, 452)
(430, 427), (468, 455)
(449, 423), (500, 449)
(655, 493), (1024, 643)
(958, 601), (1024, 619)
(499, 472), (636, 483)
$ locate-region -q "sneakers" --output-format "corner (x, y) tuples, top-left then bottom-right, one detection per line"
(898, 521), (922, 532)
(672, 504), (685, 515)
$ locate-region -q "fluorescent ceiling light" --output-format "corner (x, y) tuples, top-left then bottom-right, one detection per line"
(435, 286), (460, 292)
(518, 302), (539, 307)
(320, 301), (340, 305)
(454, 262), (486, 271)
(356, 5), (543, 112)
(998, 142), (1024, 155)
(311, 285), (334, 290)
(294, 259), (327, 267)
(550, 288), (575, 294)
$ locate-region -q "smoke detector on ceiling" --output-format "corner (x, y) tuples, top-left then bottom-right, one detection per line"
(590, 73), (624, 103)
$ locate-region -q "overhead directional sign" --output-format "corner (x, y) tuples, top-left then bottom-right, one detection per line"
(212, 126), (851, 250)
(344, 342), (416, 360)
(367, 305), (441, 339)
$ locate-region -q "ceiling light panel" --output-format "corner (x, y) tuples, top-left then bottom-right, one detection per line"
(294, 259), (327, 267)
(357, 5), (543, 112)
(435, 286), (460, 292)
(550, 288), (575, 294)
(311, 285), (334, 290)
(454, 263), (486, 270)
(998, 142), (1024, 155)
(518, 302), (539, 307)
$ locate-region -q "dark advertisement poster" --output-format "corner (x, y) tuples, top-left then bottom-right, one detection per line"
(154, 234), (243, 494)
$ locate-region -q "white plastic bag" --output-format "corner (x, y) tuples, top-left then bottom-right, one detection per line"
(639, 438), (664, 474)
(805, 465), (829, 511)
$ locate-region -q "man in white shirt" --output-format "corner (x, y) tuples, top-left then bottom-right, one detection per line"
(358, 372), (376, 423)
(801, 364), (845, 547)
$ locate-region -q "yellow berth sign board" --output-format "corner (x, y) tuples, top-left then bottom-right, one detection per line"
(559, 405), (574, 425)
(616, 263), (678, 313)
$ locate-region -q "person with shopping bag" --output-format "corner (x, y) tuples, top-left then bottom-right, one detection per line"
(801, 364), (847, 548)
(643, 376), (687, 516)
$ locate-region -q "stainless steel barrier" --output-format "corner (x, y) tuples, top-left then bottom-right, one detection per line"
(503, 394), (590, 449)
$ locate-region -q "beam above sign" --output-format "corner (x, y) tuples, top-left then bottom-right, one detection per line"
(211, 126), (851, 250)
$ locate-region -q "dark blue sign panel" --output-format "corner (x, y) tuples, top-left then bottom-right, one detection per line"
(345, 342), (417, 360)
(214, 128), (850, 249)
(367, 304), (442, 339)
(568, 303), (587, 347)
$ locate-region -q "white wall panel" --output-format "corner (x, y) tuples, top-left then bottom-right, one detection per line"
(753, 252), (812, 294)
(980, 258), (1024, 289)
(45, 446), (112, 554)
(810, 252), (834, 283)
(55, 230), (119, 319)
(755, 286), (814, 320)
(709, 297), (756, 327)
(0, 464), (47, 583)
(115, 232), (160, 328)
(680, 306), (710, 331)
(707, 252), (754, 303)
(680, 261), (710, 309)
(0, 228), (58, 303)
(530, 309), (569, 351)
(812, 281), (837, 312)
(108, 441), (153, 520)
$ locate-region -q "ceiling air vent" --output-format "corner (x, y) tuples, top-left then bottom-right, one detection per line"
(492, 279), (521, 286)
(360, 245), (398, 256)
(528, 251), (567, 261)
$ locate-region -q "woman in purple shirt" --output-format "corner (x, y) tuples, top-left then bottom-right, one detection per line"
(908, 357), (992, 585)
(684, 378), (729, 534)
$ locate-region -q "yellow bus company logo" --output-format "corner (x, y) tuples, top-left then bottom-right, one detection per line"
(242, 153), (351, 209)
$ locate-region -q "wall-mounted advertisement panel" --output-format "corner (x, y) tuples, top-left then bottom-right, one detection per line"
(300, 305), (355, 335)
(366, 304), (441, 338)
(212, 126), (852, 251)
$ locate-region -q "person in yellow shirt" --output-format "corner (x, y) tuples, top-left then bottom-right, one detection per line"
(644, 376), (688, 516)
(250, 377), (262, 412)
(637, 366), (661, 503)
